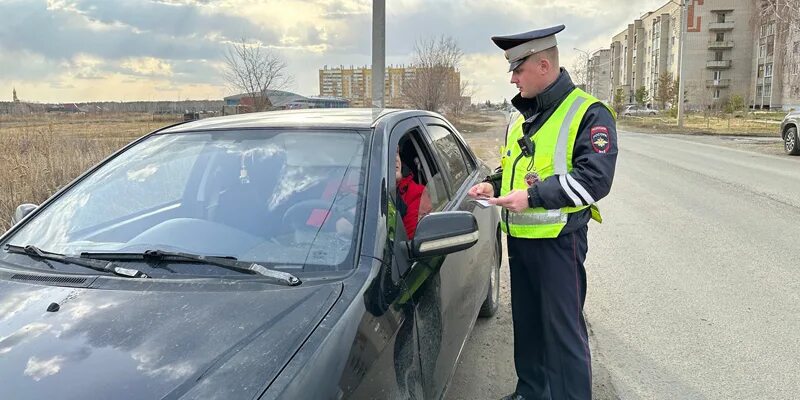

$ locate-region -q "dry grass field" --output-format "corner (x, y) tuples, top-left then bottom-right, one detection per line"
(0, 113), (180, 232)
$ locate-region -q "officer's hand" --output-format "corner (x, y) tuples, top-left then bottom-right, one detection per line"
(489, 189), (528, 213)
(468, 182), (494, 199)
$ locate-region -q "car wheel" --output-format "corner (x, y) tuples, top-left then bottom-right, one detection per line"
(649, 111), (656, 115)
(785, 126), (800, 156)
(478, 230), (501, 318)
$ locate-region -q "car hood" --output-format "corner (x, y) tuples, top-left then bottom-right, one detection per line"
(0, 276), (342, 400)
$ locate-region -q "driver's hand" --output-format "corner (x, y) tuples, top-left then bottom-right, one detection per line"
(468, 182), (494, 199)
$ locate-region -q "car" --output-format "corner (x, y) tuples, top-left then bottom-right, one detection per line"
(621, 104), (657, 116)
(780, 109), (800, 155)
(0, 108), (502, 400)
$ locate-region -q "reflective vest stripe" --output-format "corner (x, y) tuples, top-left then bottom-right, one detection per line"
(554, 97), (587, 175)
(507, 209), (568, 225)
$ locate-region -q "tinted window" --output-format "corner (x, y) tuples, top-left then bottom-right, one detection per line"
(426, 124), (470, 189)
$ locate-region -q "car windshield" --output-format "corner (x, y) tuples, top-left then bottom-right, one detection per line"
(1, 129), (368, 273)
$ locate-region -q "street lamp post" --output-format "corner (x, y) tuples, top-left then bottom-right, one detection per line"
(371, 0), (385, 109)
(675, 0), (687, 127)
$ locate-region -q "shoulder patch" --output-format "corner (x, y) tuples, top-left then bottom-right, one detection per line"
(590, 126), (610, 154)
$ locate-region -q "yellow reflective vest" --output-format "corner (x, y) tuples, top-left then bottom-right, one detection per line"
(499, 88), (611, 238)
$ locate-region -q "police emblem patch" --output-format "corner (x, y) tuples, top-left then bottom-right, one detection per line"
(590, 126), (610, 154)
(525, 171), (540, 187)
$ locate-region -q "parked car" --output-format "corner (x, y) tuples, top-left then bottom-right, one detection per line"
(621, 105), (657, 116)
(780, 109), (800, 155)
(0, 108), (501, 400)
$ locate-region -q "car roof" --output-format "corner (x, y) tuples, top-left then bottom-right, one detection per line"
(159, 108), (428, 133)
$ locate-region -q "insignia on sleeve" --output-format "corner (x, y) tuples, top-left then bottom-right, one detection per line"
(590, 126), (610, 154)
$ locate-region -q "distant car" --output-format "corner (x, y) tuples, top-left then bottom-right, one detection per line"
(781, 110), (800, 155)
(621, 105), (657, 116)
(0, 108), (501, 400)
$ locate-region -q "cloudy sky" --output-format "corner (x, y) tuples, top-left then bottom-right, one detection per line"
(1, 0), (666, 104)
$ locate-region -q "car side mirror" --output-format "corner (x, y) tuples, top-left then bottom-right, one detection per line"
(409, 211), (479, 259)
(12, 203), (38, 225)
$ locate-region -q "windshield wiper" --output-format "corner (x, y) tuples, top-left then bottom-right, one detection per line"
(81, 249), (301, 286)
(4, 244), (149, 279)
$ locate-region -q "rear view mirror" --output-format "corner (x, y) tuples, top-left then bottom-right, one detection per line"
(409, 211), (479, 259)
(12, 204), (38, 225)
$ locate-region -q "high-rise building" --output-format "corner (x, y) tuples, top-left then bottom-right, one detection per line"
(752, 3), (800, 110)
(319, 65), (461, 108)
(609, 0), (762, 110)
(588, 49), (612, 103)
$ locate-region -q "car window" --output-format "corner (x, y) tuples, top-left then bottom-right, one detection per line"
(2, 130), (368, 273)
(392, 129), (447, 241)
(70, 137), (203, 232)
(425, 124), (471, 191)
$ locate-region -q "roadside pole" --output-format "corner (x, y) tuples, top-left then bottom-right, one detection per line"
(371, 0), (385, 109)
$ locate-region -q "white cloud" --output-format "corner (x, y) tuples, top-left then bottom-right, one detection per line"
(24, 355), (66, 381)
(121, 57), (174, 77)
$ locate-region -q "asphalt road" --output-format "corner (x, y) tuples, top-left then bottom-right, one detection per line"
(450, 118), (800, 399)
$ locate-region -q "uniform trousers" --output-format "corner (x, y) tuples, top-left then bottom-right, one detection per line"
(507, 224), (590, 400)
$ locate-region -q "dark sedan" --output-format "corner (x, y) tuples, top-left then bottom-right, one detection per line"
(781, 109), (800, 155)
(0, 108), (501, 400)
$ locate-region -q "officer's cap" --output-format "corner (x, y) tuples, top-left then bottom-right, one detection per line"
(491, 25), (565, 72)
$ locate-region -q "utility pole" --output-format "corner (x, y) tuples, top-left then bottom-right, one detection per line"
(371, 0), (385, 109)
(676, 0), (687, 127)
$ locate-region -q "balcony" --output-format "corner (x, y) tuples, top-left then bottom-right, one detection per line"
(708, 40), (735, 49)
(706, 79), (731, 88)
(709, 21), (735, 30)
(706, 60), (732, 69)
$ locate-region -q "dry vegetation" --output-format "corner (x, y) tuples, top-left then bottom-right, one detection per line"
(0, 113), (180, 232)
(618, 113), (782, 136)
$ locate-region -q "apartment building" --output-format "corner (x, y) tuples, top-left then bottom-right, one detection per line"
(609, 0), (758, 110)
(587, 49), (612, 103)
(610, 27), (633, 104)
(752, 8), (800, 110)
(319, 65), (460, 108)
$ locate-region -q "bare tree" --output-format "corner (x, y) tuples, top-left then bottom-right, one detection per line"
(571, 53), (589, 89)
(223, 38), (293, 112)
(403, 36), (467, 113)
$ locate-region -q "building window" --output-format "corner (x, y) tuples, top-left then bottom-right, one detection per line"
(716, 32), (725, 42)
(759, 44), (766, 58)
(713, 71), (722, 80)
(717, 13), (726, 23)
(758, 64), (765, 78)
(713, 89), (721, 99)
(765, 63), (773, 77)
(757, 85), (763, 97)
(715, 51), (724, 61)
(765, 84), (772, 97)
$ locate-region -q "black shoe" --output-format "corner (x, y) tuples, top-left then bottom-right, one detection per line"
(498, 393), (525, 400)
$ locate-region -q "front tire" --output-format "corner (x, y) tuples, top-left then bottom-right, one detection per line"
(785, 126), (800, 155)
(478, 231), (501, 318)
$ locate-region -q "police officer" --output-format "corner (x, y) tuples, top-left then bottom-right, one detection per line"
(468, 25), (618, 400)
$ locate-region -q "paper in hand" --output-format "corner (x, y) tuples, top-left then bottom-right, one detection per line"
(473, 196), (494, 208)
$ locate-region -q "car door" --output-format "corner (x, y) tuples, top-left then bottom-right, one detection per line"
(414, 116), (490, 398)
